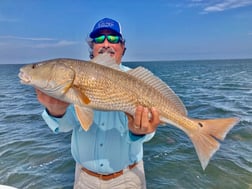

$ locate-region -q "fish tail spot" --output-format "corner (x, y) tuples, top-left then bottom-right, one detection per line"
(198, 122), (204, 127)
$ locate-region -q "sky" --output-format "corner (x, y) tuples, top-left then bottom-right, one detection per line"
(0, 0), (252, 64)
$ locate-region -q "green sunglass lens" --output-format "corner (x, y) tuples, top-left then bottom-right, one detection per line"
(94, 35), (106, 43)
(93, 35), (120, 44)
(107, 35), (120, 43)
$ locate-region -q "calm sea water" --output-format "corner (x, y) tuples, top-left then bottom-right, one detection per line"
(0, 59), (251, 189)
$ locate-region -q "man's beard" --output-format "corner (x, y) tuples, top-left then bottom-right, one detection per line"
(98, 47), (115, 55)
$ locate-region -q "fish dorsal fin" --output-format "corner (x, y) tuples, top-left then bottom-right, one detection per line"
(91, 53), (121, 71)
(127, 67), (187, 116)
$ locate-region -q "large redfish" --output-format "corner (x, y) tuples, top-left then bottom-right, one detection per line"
(18, 54), (239, 170)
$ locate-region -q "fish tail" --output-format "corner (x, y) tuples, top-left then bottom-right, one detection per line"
(188, 117), (239, 170)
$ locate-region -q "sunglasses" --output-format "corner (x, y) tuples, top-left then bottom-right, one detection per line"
(93, 35), (122, 44)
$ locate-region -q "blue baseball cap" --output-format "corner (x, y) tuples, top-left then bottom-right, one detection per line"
(89, 18), (123, 38)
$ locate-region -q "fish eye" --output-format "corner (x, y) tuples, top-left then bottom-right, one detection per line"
(32, 63), (43, 69)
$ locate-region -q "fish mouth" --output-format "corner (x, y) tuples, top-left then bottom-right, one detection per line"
(18, 70), (31, 84)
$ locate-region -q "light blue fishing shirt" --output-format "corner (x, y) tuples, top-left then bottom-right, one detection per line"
(41, 64), (155, 174)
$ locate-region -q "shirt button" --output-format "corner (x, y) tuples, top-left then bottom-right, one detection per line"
(101, 122), (104, 126)
(100, 164), (103, 167)
(100, 143), (103, 147)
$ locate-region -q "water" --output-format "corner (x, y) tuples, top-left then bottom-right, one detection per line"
(0, 59), (251, 189)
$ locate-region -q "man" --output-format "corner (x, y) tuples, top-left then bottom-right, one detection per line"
(36, 18), (160, 189)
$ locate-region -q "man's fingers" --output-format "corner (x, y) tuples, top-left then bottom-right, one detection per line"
(150, 107), (160, 126)
(134, 106), (143, 128)
(140, 107), (150, 130)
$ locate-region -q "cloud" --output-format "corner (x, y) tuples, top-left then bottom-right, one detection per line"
(0, 35), (54, 41)
(34, 40), (79, 48)
(204, 0), (252, 12)
(0, 18), (18, 22)
(0, 35), (84, 64)
(188, 0), (252, 13)
(0, 14), (18, 22)
(0, 35), (80, 48)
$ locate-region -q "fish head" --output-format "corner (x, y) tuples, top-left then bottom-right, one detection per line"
(19, 59), (75, 95)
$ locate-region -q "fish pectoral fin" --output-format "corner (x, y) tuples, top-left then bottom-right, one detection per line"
(188, 117), (239, 170)
(62, 82), (74, 95)
(72, 86), (91, 104)
(74, 105), (94, 131)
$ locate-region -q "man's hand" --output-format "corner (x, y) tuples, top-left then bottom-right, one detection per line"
(127, 106), (160, 135)
(35, 89), (69, 117)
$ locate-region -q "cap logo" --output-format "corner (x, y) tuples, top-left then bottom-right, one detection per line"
(98, 22), (114, 28)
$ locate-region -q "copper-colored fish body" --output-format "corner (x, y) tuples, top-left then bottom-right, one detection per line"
(19, 54), (239, 170)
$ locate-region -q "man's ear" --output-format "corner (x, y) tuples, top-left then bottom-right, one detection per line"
(122, 47), (127, 56)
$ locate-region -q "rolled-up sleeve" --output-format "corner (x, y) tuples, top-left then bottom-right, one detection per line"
(128, 131), (155, 143)
(42, 105), (77, 133)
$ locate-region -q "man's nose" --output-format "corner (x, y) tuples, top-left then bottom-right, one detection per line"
(103, 39), (110, 48)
